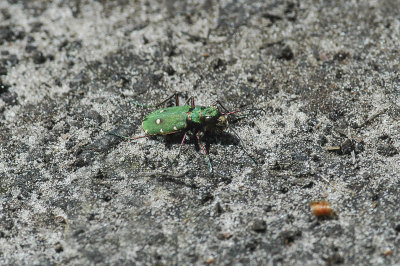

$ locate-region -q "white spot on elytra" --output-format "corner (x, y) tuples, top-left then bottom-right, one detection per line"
(156, 119), (161, 124)
(173, 126), (178, 130)
(145, 130), (148, 134)
(159, 109), (165, 113)
(160, 129), (164, 133)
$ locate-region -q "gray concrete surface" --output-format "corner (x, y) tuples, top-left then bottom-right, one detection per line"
(1, 0), (399, 265)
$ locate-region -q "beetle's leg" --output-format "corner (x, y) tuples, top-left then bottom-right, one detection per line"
(170, 132), (188, 168)
(184, 96), (195, 108)
(153, 93), (181, 107)
(196, 132), (213, 173)
(190, 97), (195, 109)
(227, 127), (258, 165)
(175, 132), (188, 159)
(131, 93), (180, 108)
(174, 93), (179, 106)
(214, 100), (228, 111)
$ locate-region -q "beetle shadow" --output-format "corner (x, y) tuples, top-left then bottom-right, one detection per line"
(204, 131), (240, 146)
(162, 131), (240, 150)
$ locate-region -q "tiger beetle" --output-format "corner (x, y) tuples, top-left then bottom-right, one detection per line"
(111, 93), (257, 173)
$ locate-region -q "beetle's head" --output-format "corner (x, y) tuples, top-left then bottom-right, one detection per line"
(203, 114), (228, 133)
(216, 115), (228, 131)
(201, 106), (228, 132)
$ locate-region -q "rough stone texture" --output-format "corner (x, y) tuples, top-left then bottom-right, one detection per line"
(0, 0), (399, 265)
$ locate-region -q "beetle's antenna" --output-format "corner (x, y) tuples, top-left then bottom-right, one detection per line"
(215, 100), (242, 116)
(224, 108), (266, 124)
(221, 110), (240, 115)
(223, 108), (265, 118)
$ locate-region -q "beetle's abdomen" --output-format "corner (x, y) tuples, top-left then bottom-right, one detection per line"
(141, 106), (191, 135)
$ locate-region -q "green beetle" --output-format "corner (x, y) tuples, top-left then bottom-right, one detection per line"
(113, 95), (255, 173)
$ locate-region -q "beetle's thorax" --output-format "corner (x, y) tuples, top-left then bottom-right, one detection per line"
(187, 106), (219, 123)
(187, 106), (228, 132)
